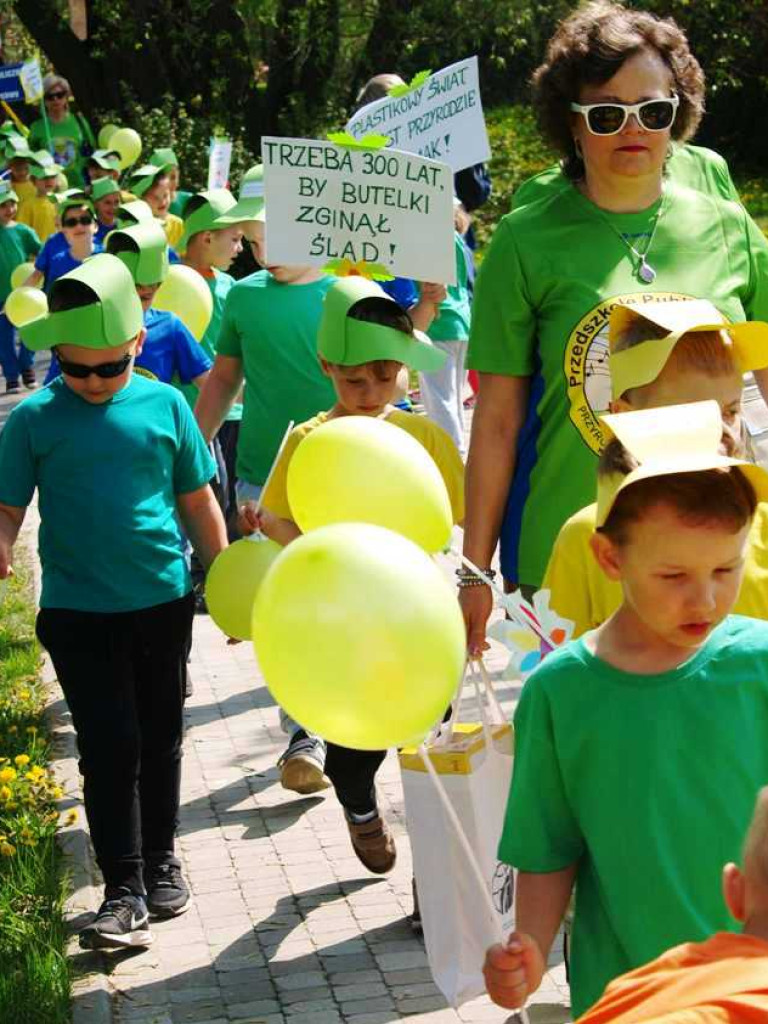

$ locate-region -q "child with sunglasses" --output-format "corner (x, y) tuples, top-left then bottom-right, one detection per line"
(24, 192), (102, 294)
(0, 254), (228, 950)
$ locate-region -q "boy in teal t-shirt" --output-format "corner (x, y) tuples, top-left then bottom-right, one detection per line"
(484, 402), (768, 1017)
(0, 255), (227, 950)
(0, 182), (41, 392)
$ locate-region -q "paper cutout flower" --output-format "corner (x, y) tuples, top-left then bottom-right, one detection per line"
(488, 589), (574, 680)
(323, 258), (394, 282)
(326, 131), (390, 150)
(389, 70), (432, 97)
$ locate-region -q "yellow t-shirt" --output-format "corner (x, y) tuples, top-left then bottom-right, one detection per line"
(12, 180), (36, 205)
(163, 213), (183, 248)
(262, 409), (465, 525)
(544, 501), (768, 637)
(17, 195), (57, 242)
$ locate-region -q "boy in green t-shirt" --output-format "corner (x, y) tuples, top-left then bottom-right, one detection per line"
(0, 181), (41, 392)
(484, 401), (768, 1017)
(0, 255), (228, 950)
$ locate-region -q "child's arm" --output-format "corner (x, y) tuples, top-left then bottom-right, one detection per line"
(194, 355), (244, 443)
(176, 484), (228, 569)
(484, 864), (576, 1009)
(238, 503), (301, 547)
(0, 503), (26, 578)
(21, 269), (44, 289)
(410, 282), (447, 332)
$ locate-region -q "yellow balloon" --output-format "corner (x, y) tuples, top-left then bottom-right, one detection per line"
(98, 122), (120, 149)
(252, 523), (465, 749)
(110, 127), (142, 170)
(206, 536), (282, 641)
(10, 262), (35, 290)
(5, 287), (48, 328)
(287, 416), (453, 553)
(152, 264), (213, 340)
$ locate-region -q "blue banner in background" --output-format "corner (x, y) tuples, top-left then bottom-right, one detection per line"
(0, 63), (24, 103)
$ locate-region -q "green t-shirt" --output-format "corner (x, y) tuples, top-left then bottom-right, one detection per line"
(0, 223), (41, 303)
(500, 614), (768, 1017)
(467, 182), (768, 586)
(511, 143), (742, 211)
(28, 112), (94, 187)
(0, 375), (215, 612)
(177, 268), (241, 422)
(216, 271), (337, 485)
(419, 232), (471, 342)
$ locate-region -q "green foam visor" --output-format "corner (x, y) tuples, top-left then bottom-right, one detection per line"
(29, 149), (58, 178)
(20, 254), (143, 352)
(56, 188), (93, 218)
(317, 278), (446, 373)
(116, 199), (154, 228)
(0, 183), (18, 203)
(3, 135), (33, 160)
(149, 148), (178, 169)
(89, 148), (121, 171)
(227, 164), (264, 220)
(124, 163), (171, 198)
(178, 188), (241, 251)
(91, 177), (121, 202)
(105, 222), (169, 285)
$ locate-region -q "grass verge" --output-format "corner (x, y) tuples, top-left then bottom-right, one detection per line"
(0, 558), (71, 1024)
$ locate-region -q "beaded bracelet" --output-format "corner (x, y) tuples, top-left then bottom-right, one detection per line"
(455, 566), (497, 589)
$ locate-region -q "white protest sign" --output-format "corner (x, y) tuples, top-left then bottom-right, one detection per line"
(345, 57), (490, 172)
(262, 137), (456, 284)
(19, 59), (42, 103)
(207, 137), (232, 190)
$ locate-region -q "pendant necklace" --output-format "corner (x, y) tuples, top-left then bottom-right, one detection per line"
(592, 187), (667, 284)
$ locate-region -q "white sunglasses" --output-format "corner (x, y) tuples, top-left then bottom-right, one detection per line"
(570, 95), (679, 136)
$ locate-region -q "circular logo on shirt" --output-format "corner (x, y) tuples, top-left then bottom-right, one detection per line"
(563, 291), (692, 454)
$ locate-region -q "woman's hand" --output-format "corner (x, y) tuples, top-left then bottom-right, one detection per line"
(459, 585), (494, 658)
(483, 932), (545, 1009)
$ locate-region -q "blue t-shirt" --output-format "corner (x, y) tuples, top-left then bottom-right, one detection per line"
(35, 241), (104, 292)
(95, 221), (112, 245)
(44, 307), (212, 386)
(0, 374), (216, 612)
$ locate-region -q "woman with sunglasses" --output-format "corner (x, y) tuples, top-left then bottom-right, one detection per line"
(461, 0), (768, 655)
(24, 195), (102, 294)
(28, 74), (95, 188)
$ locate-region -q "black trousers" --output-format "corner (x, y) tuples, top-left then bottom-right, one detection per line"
(36, 593), (194, 895)
(324, 743), (387, 817)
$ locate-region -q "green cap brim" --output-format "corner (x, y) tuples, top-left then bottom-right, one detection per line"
(20, 253), (143, 352)
(106, 223), (169, 285)
(317, 277), (446, 372)
(178, 188), (240, 251)
(116, 200), (154, 227)
(30, 165), (57, 180)
(149, 148), (178, 169)
(0, 187), (19, 203)
(126, 164), (171, 198)
(92, 177), (121, 201)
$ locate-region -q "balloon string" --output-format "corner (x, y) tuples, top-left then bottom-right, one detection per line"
(417, 743), (531, 1024)
(243, 420), (295, 542)
(451, 547), (548, 645)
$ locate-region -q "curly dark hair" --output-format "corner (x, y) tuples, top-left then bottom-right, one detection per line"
(533, 0), (706, 180)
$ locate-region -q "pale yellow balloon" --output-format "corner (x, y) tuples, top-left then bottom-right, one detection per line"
(152, 264), (213, 340)
(252, 523), (465, 750)
(110, 127), (142, 170)
(205, 536), (282, 641)
(286, 416), (453, 553)
(5, 287), (47, 328)
(98, 123), (120, 149)
(10, 262), (35, 290)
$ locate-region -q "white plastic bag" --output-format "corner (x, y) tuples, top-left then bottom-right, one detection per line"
(399, 661), (515, 1006)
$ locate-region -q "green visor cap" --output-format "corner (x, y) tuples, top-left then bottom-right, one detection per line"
(124, 164), (171, 198)
(29, 149), (58, 178)
(3, 135), (33, 161)
(89, 149), (120, 171)
(91, 177), (121, 202)
(317, 278), (446, 373)
(0, 183), (19, 203)
(116, 199), (154, 228)
(105, 222), (169, 285)
(56, 188), (93, 217)
(19, 254), (144, 352)
(179, 188), (241, 250)
(149, 148), (178, 169)
(227, 164), (264, 220)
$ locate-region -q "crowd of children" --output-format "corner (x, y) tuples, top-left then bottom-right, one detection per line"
(0, 50), (766, 1023)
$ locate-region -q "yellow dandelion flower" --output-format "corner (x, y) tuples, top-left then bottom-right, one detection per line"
(21, 836), (37, 847)
(25, 726), (37, 736)
(14, 754), (30, 767)
(0, 786), (11, 801)
(5, 801), (17, 811)
(18, 690), (30, 701)
(25, 766), (44, 782)
(0, 767), (17, 783)
(49, 786), (63, 800)
(63, 809), (78, 826)
(0, 841), (16, 856)
(7, 725), (17, 734)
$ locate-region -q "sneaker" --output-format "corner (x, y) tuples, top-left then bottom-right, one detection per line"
(5, 379), (19, 394)
(22, 369), (36, 389)
(277, 733), (331, 795)
(145, 860), (192, 918)
(346, 812), (397, 874)
(79, 888), (153, 950)
(410, 877), (422, 934)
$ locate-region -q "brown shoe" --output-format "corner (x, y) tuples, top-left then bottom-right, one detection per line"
(346, 814), (397, 874)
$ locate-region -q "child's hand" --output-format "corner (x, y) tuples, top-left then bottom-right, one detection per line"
(0, 547), (13, 581)
(483, 932), (545, 1009)
(421, 282), (447, 306)
(238, 502), (266, 537)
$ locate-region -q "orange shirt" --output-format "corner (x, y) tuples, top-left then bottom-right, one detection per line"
(576, 933), (768, 1024)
